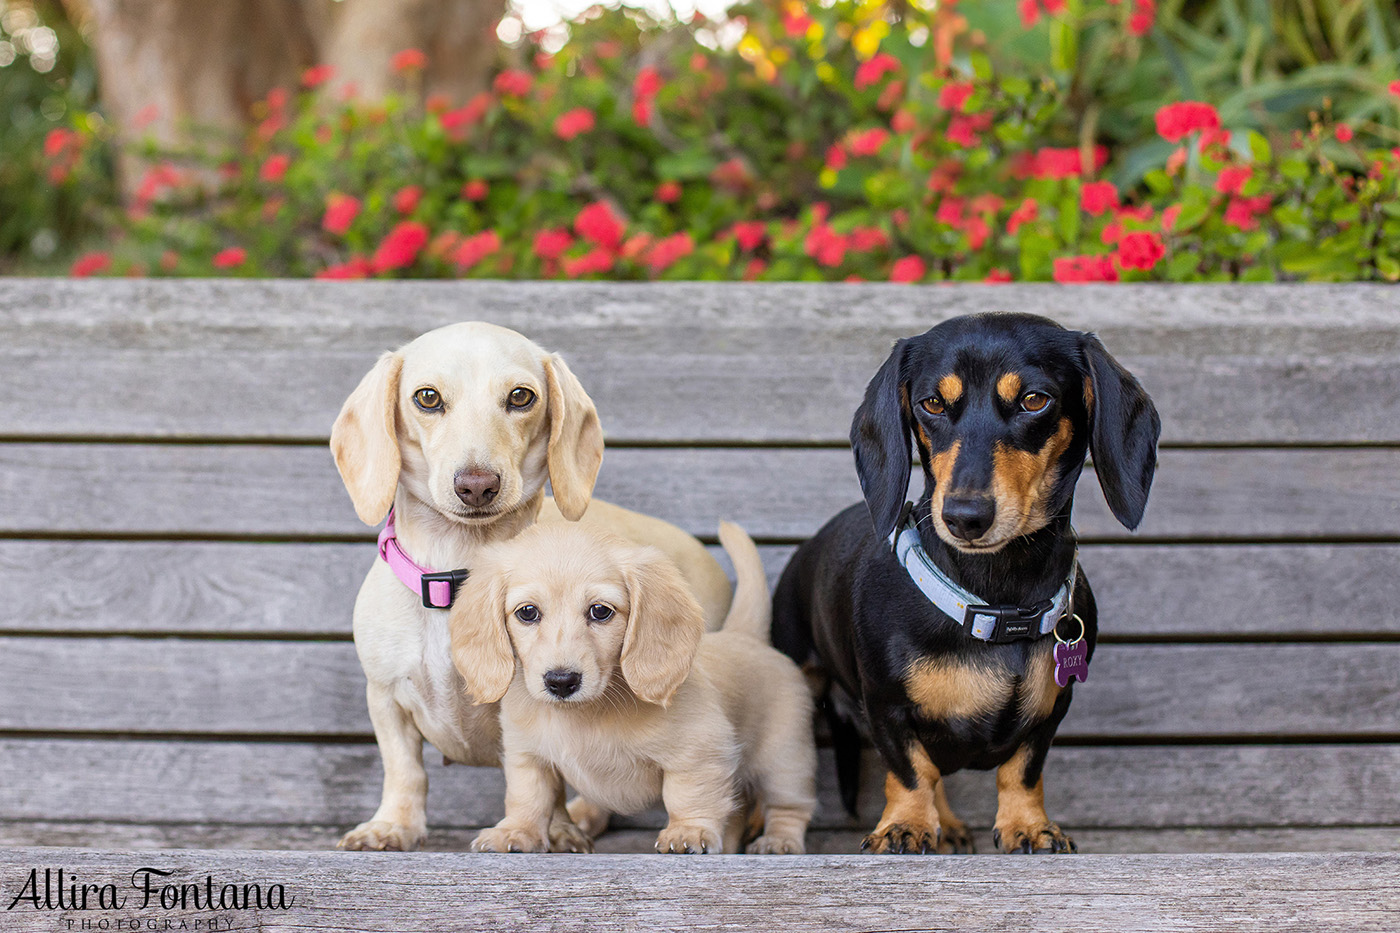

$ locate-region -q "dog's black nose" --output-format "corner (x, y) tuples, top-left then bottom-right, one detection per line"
(543, 669), (582, 698)
(454, 470), (501, 508)
(942, 496), (996, 542)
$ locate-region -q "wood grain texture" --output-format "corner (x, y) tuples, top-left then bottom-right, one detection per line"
(3, 639), (1398, 737)
(2, 739), (1397, 831)
(3, 444), (1399, 540)
(4, 280), (1400, 443)
(0, 846), (1395, 932)
(5, 540), (1398, 637)
(3, 823), (1397, 855)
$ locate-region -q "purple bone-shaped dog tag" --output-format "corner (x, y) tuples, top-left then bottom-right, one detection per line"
(1054, 640), (1089, 688)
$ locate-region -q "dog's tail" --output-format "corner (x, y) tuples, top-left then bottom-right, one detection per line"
(717, 520), (771, 642)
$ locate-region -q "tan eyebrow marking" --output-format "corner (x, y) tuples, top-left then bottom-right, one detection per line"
(997, 373), (1023, 404)
(937, 375), (963, 403)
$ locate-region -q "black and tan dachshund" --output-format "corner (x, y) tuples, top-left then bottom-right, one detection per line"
(773, 312), (1160, 854)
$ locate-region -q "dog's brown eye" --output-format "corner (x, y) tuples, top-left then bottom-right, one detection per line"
(921, 397), (946, 416)
(507, 387), (535, 409)
(514, 605), (540, 624)
(413, 387), (442, 411)
(587, 604), (614, 623)
(1021, 392), (1051, 413)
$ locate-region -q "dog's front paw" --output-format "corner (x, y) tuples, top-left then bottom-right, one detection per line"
(471, 824), (550, 853)
(746, 833), (805, 855)
(547, 816), (595, 853)
(938, 817), (976, 854)
(566, 797), (612, 839)
(655, 821), (722, 854)
(993, 820), (1076, 854)
(861, 820), (941, 855)
(337, 820), (425, 852)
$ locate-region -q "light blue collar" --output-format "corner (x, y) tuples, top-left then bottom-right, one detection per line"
(887, 505), (1076, 643)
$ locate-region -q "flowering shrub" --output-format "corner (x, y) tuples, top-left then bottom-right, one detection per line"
(50, 0), (1400, 282)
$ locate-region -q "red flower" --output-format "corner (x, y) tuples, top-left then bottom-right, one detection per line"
(936, 197), (965, 226)
(393, 186), (422, 215)
(970, 194), (1004, 215)
(645, 232), (694, 274)
(44, 128), (78, 157)
(574, 201), (625, 251)
(1053, 255), (1119, 283)
(1155, 101), (1221, 143)
(730, 221), (767, 252)
(323, 193), (361, 235)
(439, 95), (491, 140)
(452, 230), (501, 271)
(938, 82), (974, 112)
(1018, 0), (1041, 27)
(1215, 165), (1251, 195)
(259, 153), (290, 183)
(710, 157), (753, 191)
(1127, 0), (1155, 35)
(850, 128), (890, 157)
(743, 258), (767, 280)
(825, 145), (848, 172)
(854, 53), (901, 91)
(804, 223), (848, 268)
(1017, 146), (1108, 179)
(316, 256), (374, 280)
(782, 8), (814, 37)
(964, 216), (991, 250)
(1162, 204), (1182, 231)
(562, 247), (614, 278)
(1115, 231), (1166, 270)
(212, 247), (247, 270)
(654, 181), (682, 203)
(371, 222), (429, 272)
(1043, 0), (1067, 12)
(1080, 181), (1119, 216)
(1335, 123), (1354, 143)
(461, 179), (489, 201)
(1390, 80), (1400, 98)
(946, 112), (991, 148)
(70, 251), (111, 277)
(984, 268), (1013, 283)
(891, 110), (917, 134)
(1224, 195), (1271, 231)
(391, 48), (428, 73)
(634, 66), (664, 99)
(533, 228), (573, 260)
(301, 64), (336, 88)
(554, 108), (596, 140)
(890, 256), (926, 283)
(160, 251), (179, 273)
(1007, 197), (1038, 234)
(493, 69), (533, 97)
(632, 99), (652, 126)
(849, 227), (890, 252)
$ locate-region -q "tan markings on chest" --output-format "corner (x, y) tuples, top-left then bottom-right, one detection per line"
(1019, 645), (1063, 722)
(905, 659), (1012, 721)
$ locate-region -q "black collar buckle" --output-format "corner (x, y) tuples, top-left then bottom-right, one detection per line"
(962, 598), (1054, 643)
(421, 568), (470, 609)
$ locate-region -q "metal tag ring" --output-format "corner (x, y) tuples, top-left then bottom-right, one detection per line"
(1054, 612), (1087, 645)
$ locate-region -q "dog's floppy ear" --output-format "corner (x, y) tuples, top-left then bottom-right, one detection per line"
(850, 339), (912, 540)
(619, 547), (705, 707)
(449, 566), (516, 705)
(1081, 333), (1161, 530)
(331, 351), (404, 526)
(544, 353), (604, 522)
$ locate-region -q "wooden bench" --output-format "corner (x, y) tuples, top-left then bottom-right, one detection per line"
(2, 280), (1398, 930)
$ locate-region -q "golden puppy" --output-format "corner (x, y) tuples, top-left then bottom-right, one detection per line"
(451, 521), (816, 855)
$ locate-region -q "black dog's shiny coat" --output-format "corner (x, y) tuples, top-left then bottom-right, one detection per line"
(773, 313), (1160, 852)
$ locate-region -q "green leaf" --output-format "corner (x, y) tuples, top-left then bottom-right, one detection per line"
(1247, 130), (1271, 164)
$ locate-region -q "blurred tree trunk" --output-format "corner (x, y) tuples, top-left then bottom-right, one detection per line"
(62, 0), (502, 200)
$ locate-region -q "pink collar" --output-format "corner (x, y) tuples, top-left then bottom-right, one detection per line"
(377, 507), (470, 609)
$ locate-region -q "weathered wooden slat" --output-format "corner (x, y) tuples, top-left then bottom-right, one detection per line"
(3, 639), (1397, 738)
(3, 444), (1399, 541)
(1, 739), (1396, 831)
(3, 823), (1397, 855)
(5, 281), (1400, 443)
(0, 846), (1395, 933)
(5, 540), (1397, 637)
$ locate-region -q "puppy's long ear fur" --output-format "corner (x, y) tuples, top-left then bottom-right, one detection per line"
(620, 548), (705, 707)
(544, 353), (604, 522)
(1081, 333), (1161, 530)
(850, 339), (912, 541)
(449, 567), (516, 705)
(331, 351), (404, 526)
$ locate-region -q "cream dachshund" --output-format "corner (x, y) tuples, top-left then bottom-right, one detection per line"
(331, 321), (733, 851)
(450, 520), (816, 855)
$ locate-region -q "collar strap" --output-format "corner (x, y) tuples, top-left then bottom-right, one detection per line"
(887, 505), (1075, 644)
(377, 507), (470, 609)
